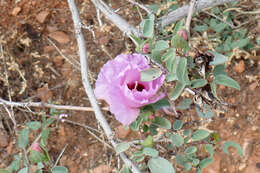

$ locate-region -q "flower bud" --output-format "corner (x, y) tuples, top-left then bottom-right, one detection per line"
(32, 142), (42, 153)
(142, 44), (149, 53)
(148, 114), (155, 120)
(177, 29), (188, 41)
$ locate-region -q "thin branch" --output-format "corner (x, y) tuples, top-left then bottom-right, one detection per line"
(160, 0), (239, 28)
(67, 1), (142, 173)
(202, 10), (235, 28)
(126, 0), (152, 14)
(90, 0), (142, 37)
(185, 0), (198, 34)
(53, 144), (68, 167)
(0, 98), (109, 112)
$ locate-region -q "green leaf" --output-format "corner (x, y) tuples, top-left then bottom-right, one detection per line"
(172, 34), (189, 51)
(208, 51), (228, 66)
(173, 19), (185, 36)
(184, 163), (192, 171)
(130, 116), (143, 131)
(210, 82), (218, 99)
(185, 146), (197, 155)
(256, 35), (260, 45)
(26, 121), (41, 130)
(214, 74), (240, 90)
(154, 40), (169, 51)
(7, 155), (21, 172)
(192, 158), (200, 166)
(0, 169), (10, 173)
(129, 34), (143, 46)
(170, 82), (185, 100)
(222, 141), (243, 156)
(205, 144), (214, 157)
(120, 166), (131, 173)
(143, 147), (159, 157)
(41, 128), (50, 146)
(162, 48), (175, 62)
(199, 157), (213, 168)
(195, 106), (214, 119)
(51, 166), (68, 173)
(141, 135), (154, 148)
(173, 120), (183, 130)
(194, 25), (208, 32)
(115, 142), (130, 155)
(169, 134), (184, 147)
(184, 129), (191, 137)
(231, 38), (249, 49)
(152, 117), (171, 129)
(176, 58), (187, 82)
(191, 129), (210, 142)
(18, 128), (29, 149)
(151, 98), (170, 110)
(148, 157), (175, 173)
(29, 150), (47, 164)
(176, 154), (188, 166)
(213, 23), (227, 33)
(213, 64), (226, 76)
(18, 167), (28, 173)
(191, 79), (207, 88)
(141, 68), (162, 82)
(177, 98), (192, 110)
(142, 14), (155, 38)
(148, 4), (160, 13)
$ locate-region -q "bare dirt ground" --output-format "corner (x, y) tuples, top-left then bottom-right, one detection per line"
(0, 0), (259, 173)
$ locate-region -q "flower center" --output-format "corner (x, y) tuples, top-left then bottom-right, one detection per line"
(127, 82), (145, 92)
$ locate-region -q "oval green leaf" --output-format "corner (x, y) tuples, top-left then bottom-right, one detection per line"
(26, 121), (41, 130)
(199, 157), (213, 168)
(141, 68), (162, 82)
(185, 146), (197, 155)
(191, 79), (208, 88)
(51, 166), (68, 173)
(142, 14), (155, 38)
(214, 74), (240, 90)
(177, 58), (187, 82)
(0, 169), (10, 173)
(18, 128), (29, 149)
(173, 120), (183, 130)
(170, 82), (186, 100)
(208, 51), (228, 65)
(170, 134), (184, 147)
(152, 117), (171, 129)
(154, 40), (169, 51)
(205, 144), (214, 157)
(115, 142), (130, 155)
(148, 157), (175, 173)
(191, 129), (210, 142)
(143, 147), (159, 157)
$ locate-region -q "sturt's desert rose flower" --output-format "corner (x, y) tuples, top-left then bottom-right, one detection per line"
(177, 29), (188, 41)
(31, 142), (42, 153)
(94, 54), (165, 125)
(142, 44), (150, 53)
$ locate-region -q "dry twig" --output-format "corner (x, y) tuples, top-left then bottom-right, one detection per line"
(67, 0), (141, 172)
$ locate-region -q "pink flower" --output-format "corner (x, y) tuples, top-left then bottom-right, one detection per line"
(142, 44), (150, 53)
(177, 29), (188, 40)
(31, 142), (42, 153)
(94, 54), (165, 125)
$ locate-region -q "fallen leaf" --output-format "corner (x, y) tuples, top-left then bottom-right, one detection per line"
(36, 11), (50, 23)
(234, 60), (245, 73)
(12, 7), (21, 16)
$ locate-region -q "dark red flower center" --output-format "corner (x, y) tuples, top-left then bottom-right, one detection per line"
(127, 82), (145, 92)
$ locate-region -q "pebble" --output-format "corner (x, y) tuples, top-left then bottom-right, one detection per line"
(36, 11), (50, 23)
(48, 31), (70, 44)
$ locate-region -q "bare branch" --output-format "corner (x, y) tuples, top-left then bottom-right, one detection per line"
(160, 0), (239, 28)
(67, 0), (142, 172)
(0, 98), (109, 112)
(91, 0), (142, 37)
(185, 0), (198, 34)
(126, 0), (152, 14)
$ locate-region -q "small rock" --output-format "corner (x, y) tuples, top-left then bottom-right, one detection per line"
(12, 7), (21, 16)
(219, 85), (226, 90)
(234, 60), (245, 73)
(36, 11), (50, 23)
(249, 82), (258, 91)
(93, 165), (112, 173)
(115, 125), (131, 139)
(48, 31), (70, 44)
